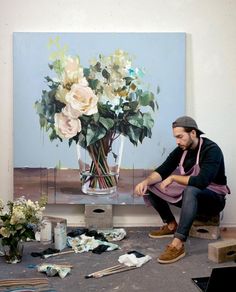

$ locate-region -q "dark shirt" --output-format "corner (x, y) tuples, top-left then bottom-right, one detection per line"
(155, 137), (227, 190)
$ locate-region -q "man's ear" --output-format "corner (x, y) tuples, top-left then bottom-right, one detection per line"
(191, 129), (197, 137)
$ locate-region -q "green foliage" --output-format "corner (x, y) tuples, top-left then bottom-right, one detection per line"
(0, 196), (47, 246)
(35, 40), (159, 149)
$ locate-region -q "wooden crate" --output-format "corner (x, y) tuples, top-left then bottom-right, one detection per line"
(84, 204), (113, 229)
(189, 214), (220, 240)
(208, 239), (236, 263)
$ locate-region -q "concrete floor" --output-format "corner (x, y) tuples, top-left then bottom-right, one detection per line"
(0, 227), (236, 292)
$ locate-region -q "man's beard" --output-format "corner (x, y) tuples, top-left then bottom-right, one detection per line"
(179, 138), (194, 150)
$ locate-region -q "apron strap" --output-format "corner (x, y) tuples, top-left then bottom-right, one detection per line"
(179, 137), (203, 167)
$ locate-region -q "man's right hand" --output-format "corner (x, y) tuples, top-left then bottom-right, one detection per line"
(134, 180), (148, 196)
(134, 171), (162, 196)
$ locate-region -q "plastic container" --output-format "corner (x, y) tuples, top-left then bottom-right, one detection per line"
(54, 222), (67, 251)
(40, 219), (52, 244)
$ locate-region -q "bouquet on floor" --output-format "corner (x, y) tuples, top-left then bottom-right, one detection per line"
(0, 196), (47, 246)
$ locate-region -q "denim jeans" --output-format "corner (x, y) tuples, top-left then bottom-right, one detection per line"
(148, 186), (226, 242)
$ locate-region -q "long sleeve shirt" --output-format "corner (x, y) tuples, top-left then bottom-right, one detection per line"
(155, 137), (227, 190)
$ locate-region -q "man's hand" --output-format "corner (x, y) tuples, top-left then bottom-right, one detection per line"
(134, 180), (148, 196)
(134, 171), (162, 196)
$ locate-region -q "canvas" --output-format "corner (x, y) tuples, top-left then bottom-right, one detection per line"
(13, 32), (185, 204)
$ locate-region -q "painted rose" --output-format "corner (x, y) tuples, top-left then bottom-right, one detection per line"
(62, 103), (80, 119)
(54, 112), (81, 139)
(65, 83), (98, 116)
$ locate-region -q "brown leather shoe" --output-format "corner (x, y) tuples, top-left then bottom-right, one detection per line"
(148, 224), (176, 239)
(158, 244), (185, 264)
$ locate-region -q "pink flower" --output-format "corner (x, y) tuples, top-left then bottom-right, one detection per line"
(54, 112), (81, 139)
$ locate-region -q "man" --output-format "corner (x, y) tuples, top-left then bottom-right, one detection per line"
(134, 116), (230, 264)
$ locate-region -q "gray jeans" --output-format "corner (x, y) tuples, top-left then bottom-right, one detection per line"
(148, 186), (226, 241)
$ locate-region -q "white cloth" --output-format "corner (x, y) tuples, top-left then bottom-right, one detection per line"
(118, 253), (152, 267)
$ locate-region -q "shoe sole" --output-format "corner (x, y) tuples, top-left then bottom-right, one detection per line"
(148, 234), (174, 239)
(157, 252), (186, 264)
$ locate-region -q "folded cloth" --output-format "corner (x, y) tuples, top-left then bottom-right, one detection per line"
(67, 228), (88, 237)
(85, 230), (107, 241)
(118, 253), (152, 267)
(31, 248), (60, 258)
(127, 250), (145, 258)
(37, 264), (71, 279)
(98, 228), (126, 242)
(92, 244), (109, 254)
(67, 234), (119, 253)
(67, 228), (107, 241)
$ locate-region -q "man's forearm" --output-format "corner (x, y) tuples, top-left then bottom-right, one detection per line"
(171, 174), (190, 186)
(145, 171), (162, 185)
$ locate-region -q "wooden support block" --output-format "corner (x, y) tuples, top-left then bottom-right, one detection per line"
(208, 239), (236, 263)
(190, 225), (220, 240)
(190, 214), (220, 240)
(85, 204), (113, 229)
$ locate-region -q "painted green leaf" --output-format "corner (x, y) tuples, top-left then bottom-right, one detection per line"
(143, 112), (154, 129)
(127, 113), (143, 128)
(126, 125), (142, 146)
(83, 68), (90, 77)
(102, 69), (110, 80)
(86, 126), (107, 146)
(139, 91), (155, 106)
(99, 117), (114, 130)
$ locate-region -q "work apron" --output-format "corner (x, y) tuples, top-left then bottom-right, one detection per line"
(144, 138), (230, 205)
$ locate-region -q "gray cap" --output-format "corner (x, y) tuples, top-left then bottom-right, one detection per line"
(172, 116), (204, 135)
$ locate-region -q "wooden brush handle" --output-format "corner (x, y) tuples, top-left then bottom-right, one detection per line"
(42, 250), (74, 259)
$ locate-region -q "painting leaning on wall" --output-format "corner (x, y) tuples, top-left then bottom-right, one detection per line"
(13, 32), (185, 204)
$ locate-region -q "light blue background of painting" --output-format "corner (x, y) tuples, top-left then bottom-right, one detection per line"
(13, 32), (185, 169)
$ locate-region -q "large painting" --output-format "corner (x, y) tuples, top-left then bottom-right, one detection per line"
(13, 32), (185, 205)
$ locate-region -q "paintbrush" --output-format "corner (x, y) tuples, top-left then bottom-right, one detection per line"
(42, 250), (74, 259)
(85, 264), (137, 278)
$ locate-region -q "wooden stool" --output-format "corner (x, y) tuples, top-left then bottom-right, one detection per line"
(189, 214), (220, 240)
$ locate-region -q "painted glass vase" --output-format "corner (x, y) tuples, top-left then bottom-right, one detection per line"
(77, 134), (124, 195)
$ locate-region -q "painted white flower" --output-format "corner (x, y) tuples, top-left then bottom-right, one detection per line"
(61, 56), (86, 86)
(54, 112), (81, 139)
(103, 84), (116, 100)
(55, 85), (69, 103)
(62, 103), (81, 119)
(104, 49), (132, 76)
(65, 83), (98, 116)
